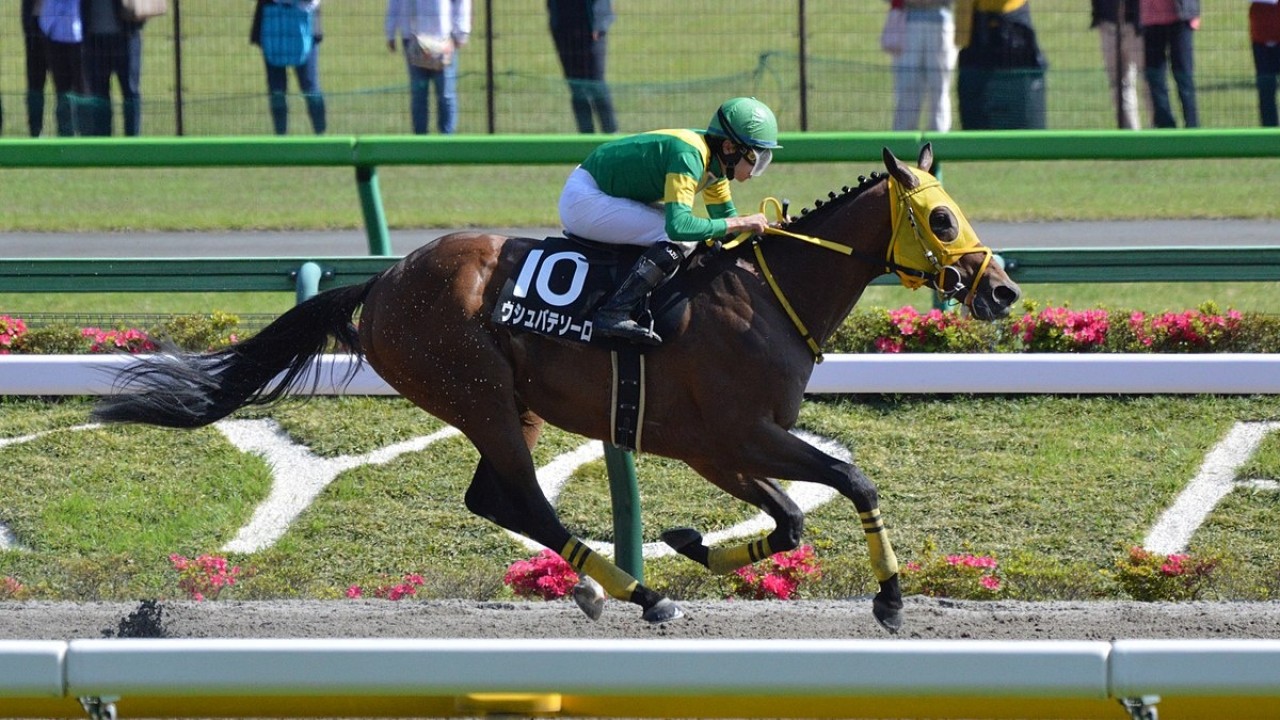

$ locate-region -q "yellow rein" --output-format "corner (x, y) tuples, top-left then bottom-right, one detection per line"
(715, 192), (989, 363)
(719, 198), (850, 363)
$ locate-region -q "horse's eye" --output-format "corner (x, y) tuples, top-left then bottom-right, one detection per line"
(929, 207), (958, 243)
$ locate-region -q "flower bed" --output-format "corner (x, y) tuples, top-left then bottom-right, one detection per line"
(5, 303), (1277, 355)
(830, 302), (1280, 354)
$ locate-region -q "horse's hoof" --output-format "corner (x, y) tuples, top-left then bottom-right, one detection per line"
(873, 599), (903, 634)
(571, 577), (605, 621)
(641, 598), (684, 625)
(873, 574), (904, 634)
(660, 527), (702, 551)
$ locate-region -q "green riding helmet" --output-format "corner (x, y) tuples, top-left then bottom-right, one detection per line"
(707, 97), (782, 150)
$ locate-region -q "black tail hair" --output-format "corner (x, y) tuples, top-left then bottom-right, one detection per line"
(92, 279), (375, 428)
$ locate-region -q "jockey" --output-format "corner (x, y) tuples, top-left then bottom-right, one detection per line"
(557, 96), (781, 345)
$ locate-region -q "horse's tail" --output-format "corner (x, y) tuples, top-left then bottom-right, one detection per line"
(92, 277), (377, 429)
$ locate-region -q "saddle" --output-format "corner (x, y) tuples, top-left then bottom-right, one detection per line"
(491, 234), (692, 452)
(491, 234), (685, 349)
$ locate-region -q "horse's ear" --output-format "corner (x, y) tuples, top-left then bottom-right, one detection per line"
(918, 143), (935, 174)
(882, 146), (918, 189)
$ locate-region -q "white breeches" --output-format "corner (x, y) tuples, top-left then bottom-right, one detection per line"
(558, 167), (672, 246)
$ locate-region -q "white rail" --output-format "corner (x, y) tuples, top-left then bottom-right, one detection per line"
(2, 353), (1279, 395)
(2, 638), (1279, 719)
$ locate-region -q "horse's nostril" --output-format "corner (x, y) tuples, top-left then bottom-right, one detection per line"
(993, 284), (1020, 306)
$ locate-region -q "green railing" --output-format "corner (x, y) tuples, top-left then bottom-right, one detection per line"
(5, 247), (1280, 300)
(3, 128), (1278, 258)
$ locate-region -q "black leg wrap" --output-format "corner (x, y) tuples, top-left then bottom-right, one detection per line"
(872, 574), (904, 634)
(661, 527), (709, 567)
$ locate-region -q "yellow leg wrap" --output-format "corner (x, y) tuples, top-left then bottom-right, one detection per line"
(708, 538), (773, 575)
(860, 509), (899, 582)
(561, 538), (639, 601)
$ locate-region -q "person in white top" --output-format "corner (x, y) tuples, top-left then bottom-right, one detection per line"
(385, 0), (471, 134)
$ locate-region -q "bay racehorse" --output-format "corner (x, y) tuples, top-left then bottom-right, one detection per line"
(93, 145), (1021, 632)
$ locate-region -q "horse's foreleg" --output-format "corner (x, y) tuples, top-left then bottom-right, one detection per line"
(816, 459), (902, 632)
(730, 428), (903, 633)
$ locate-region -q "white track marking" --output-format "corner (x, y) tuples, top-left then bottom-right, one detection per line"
(0, 524), (24, 552)
(0, 423), (100, 449)
(1144, 421), (1280, 554)
(5, 420), (1277, 561)
(218, 419), (461, 553)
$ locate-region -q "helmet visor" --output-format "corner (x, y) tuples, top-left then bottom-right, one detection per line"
(746, 147), (773, 177)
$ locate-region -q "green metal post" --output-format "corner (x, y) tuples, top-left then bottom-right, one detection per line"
(356, 165), (393, 256)
(602, 443), (644, 582)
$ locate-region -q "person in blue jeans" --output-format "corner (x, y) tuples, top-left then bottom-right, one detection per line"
(1139, 0), (1199, 128)
(251, 0), (327, 135)
(385, 0), (471, 134)
(81, 0), (145, 136)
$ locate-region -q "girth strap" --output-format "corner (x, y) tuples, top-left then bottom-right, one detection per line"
(609, 349), (645, 452)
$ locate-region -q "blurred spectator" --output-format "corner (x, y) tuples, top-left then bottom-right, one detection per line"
(251, 0), (327, 135)
(1250, 0), (1280, 127)
(889, 0), (957, 132)
(548, 0), (618, 134)
(1138, 0), (1199, 128)
(22, 0), (51, 136)
(1091, 0), (1150, 129)
(81, 0), (146, 136)
(955, 0), (1047, 129)
(38, 0), (87, 136)
(385, 0), (472, 135)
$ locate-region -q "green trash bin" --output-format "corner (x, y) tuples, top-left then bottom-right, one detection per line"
(958, 66), (1047, 130)
(956, 1), (1047, 130)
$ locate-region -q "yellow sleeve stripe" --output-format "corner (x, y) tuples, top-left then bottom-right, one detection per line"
(665, 173), (698, 206)
(649, 128), (711, 167)
(702, 177), (732, 205)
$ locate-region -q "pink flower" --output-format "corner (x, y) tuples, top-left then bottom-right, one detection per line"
(170, 553), (241, 601)
(345, 585), (363, 598)
(874, 337), (904, 353)
(979, 575), (1002, 591)
(0, 315), (27, 355)
(1, 576), (25, 599)
(729, 546), (823, 600)
(946, 553), (997, 569)
(82, 326), (157, 354)
(504, 550), (579, 600)
(760, 573), (798, 600)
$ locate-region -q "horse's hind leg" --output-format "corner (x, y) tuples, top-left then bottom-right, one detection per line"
(460, 413), (682, 624)
(464, 411), (544, 533)
(662, 465), (805, 574)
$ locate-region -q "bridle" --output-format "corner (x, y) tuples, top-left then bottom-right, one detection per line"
(886, 167), (994, 308)
(720, 173), (994, 362)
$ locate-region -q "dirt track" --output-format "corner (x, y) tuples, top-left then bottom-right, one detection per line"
(3, 597), (1280, 641)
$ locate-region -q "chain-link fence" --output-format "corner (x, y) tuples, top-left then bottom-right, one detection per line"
(0, 1), (1269, 138)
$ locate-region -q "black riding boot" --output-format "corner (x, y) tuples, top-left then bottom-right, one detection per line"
(592, 242), (683, 346)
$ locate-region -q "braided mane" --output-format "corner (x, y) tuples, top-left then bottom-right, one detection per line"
(786, 171), (887, 234)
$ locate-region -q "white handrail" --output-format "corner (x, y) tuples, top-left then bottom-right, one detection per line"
(2, 353), (1278, 396)
(5, 638), (1280, 719)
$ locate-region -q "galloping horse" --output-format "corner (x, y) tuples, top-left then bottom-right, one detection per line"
(94, 145), (1021, 632)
